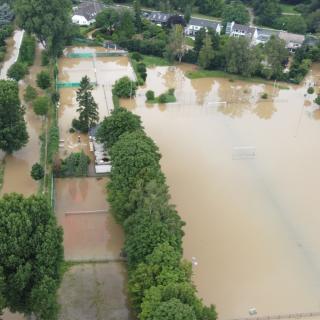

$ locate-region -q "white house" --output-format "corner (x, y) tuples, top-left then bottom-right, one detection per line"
(226, 21), (257, 41)
(72, 1), (104, 26)
(252, 28), (280, 45)
(185, 18), (222, 37)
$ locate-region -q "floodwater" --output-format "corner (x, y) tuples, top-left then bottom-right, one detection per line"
(58, 47), (135, 157)
(121, 63), (320, 319)
(1, 45), (43, 196)
(0, 30), (24, 79)
(55, 177), (124, 261)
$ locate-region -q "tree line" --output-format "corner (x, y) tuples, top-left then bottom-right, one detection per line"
(96, 101), (217, 319)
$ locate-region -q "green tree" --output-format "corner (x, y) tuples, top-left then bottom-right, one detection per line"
(7, 62), (28, 81)
(0, 80), (28, 153)
(198, 35), (215, 69)
(265, 35), (289, 78)
(222, 1), (250, 25)
(151, 299), (197, 320)
(315, 94), (320, 106)
(76, 76), (99, 132)
(14, 0), (72, 56)
(33, 96), (50, 116)
(224, 37), (260, 76)
(108, 130), (164, 223)
(30, 163), (44, 180)
(129, 241), (191, 312)
(96, 107), (142, 149)
(24, 85), (37, 102)
(95, 8), (119, 34)
(0, 193), (63, 320)
(198, 0), (224, 17)
(0, 267), (5, 317)
(116, 9), (136, 40)
(123, 181), (185, 267)
(165, 24), (186, 63)
(194, 28), (207, 54)
(36, 70), (51, 89)
(134, 0), (142, 32)
(113, 76), (137, 98)
(140, 282), (217, 320)
(284, 15), (307, 34)
(253, 0), (282, 27)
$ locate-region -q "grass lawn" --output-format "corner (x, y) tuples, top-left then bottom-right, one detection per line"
(141, 55), (170, 67)
(186, 37), (195, 47)
(280, 3), (299, 14)
(186, 69), (290, 89)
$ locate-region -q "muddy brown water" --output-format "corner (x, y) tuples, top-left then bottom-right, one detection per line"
(1, 44), (43, 196)
(119, 63), (320, 319)
(55, 177), (124, 261)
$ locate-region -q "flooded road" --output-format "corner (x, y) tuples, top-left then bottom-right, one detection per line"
(0, 30), (24, 79)
(122, 64), (320, 319)
(1, 45), (43, 196)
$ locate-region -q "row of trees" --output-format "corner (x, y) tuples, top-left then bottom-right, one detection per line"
(96, 106), (217, 319)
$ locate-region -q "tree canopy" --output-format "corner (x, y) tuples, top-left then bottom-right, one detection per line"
(14, 0), (72, 56)
(0, 193), (63, 319)
(96, 106), (142, 149)
(0, 80), (28, 153)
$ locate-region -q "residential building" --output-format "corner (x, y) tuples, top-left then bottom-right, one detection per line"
(226, 21), (257, 41)
(278, 31), (305, 52)
(72, 1), (104, 26)
(253, 28), (279, 45)
(148, 12), (172, 26)
(185, 18), (222, 37)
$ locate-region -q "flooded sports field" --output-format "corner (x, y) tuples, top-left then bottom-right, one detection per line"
(120, 63), (320, 319)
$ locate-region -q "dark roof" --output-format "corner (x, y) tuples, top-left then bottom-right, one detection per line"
(232, 23), (255, 35)
(188, 17), (219, 30)
(148, 12), (172, 23)
(73, 1), (104, 21)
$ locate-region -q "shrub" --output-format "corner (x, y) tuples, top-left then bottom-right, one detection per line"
(113, 76), (137, 98)
(146, 90), (155, 101)
(51, 91), (60, 104)
(19, 34), (36, 66)
(41, 50), (50, 66)
(168, 88), (175, 96)
(47, 125), (59, 163)
(30, 163), (44, 180)
(7, 62), (28, 81)
(72, 118), (88, 132)
(58, 151), (90, 177)
(24, 85), (37, 102)
(307, 87), (315, 94)
(131, 52), (142, 61)
(261, 93), (268, 99)
(33, 96), (50, 116)
(158, 94), (167, 104)
(315, 95), (320, 106)
(36, 70), (51, 89)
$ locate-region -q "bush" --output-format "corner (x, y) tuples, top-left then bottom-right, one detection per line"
(113, 76), (137, 98)
(7, 62), (28, 81)
(36, 70), (51, 89)
(315, 95), (320, 106)
(33, 96), (50, 116)
(261, 93), (268, 99)
(307, 87), (315, 94)
(30, 163), (44, 180)
(137, 62), (147, 81)
(41, 50), (50, 66)
(58, 151), (90, 177)
(19, 34), (36, 66)
(51, 91), (60, 104)
(168, 88), (175, 96)
(24, 85), (37, 102)
(158, 93), (167, 104)
(47, 125), (59, 163)
(131, 52), (142, 61)
(146, 90), (155, 101)
(72, 118), (88, 132)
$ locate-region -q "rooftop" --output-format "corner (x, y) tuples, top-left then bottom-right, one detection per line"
(279, 31), (305, 44)
(188, 17), (220, 30)
(73, 1), (104, 21)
